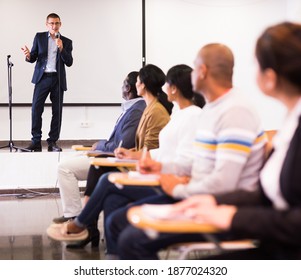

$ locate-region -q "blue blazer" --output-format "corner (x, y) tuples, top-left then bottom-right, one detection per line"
(96, 99), (146, 152)
(27, 32), (73, 91)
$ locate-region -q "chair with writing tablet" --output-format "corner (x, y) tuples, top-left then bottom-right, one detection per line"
(90, 157), (138, 172)
(107, 173), (256, 259)
(108, 171), (160, 186)
(71, 145), (115, 157)
(126, 204), (257, 260)
(118, 131), (276, 259)
(108, 171), (162, 193)
(71, 145), (92, 151)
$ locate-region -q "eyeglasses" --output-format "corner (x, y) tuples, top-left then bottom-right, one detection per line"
(47, 22), (61, 26)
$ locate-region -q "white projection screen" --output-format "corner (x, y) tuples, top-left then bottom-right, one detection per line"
(0, 0), (142, 104)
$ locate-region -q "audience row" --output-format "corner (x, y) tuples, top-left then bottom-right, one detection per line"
(47, 21), (301, 260)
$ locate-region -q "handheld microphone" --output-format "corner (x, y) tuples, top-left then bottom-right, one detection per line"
(55, 33), (61, 51)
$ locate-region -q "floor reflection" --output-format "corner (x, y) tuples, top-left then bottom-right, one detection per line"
(0, 195), (105, 260)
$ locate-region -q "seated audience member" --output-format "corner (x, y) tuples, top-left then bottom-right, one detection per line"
(49, 64), (172, 248)
(77, 64), (173, 213)
(106, 42), (268, 259)
(52, 72), (145, 224)
(115, 64), (205, 162)
(116, 22), (301, 260)
(46, 64), (204, 249)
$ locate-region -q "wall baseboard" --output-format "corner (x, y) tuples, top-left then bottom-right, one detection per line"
(0, 139), (98, 149)
(0, 187), (85, 195)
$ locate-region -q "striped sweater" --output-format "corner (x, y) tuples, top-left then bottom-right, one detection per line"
(172, 88), (267, 199)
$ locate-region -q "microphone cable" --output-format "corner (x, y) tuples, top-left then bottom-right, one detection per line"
(55, 32), (62, 162)
(49, 32), (62, 210)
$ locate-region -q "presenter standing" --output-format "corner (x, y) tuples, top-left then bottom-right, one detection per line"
(21, 13), (73, 152)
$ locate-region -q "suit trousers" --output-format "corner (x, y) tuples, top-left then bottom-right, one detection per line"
(31, 73), (64, 144)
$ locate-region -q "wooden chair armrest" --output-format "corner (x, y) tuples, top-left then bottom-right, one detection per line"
(90, 158), (137, 172)
(71, 145), (92, 151)
(127, 206), (220, 234)
(108, 172), (160, 186)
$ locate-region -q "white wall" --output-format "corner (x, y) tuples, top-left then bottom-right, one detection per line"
(0, 0), (141, 141)
(1, 0), (300, 141)
(0, 0), (142, 104)
(145, 0), (292, 130)
(0, 105), (121, 140)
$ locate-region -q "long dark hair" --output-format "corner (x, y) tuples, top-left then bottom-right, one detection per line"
(166, 64), (205, 108)
(138, 64), (173, 115)
(256, 21), (301, 91)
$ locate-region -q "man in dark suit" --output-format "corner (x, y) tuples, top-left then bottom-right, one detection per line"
(21, 13), (73, 152)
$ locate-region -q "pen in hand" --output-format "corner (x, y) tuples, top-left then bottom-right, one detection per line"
(138, 146), (149, 173)
(115, 140), (124, 158)
(118, 140), (123, 148)
(141, 146), (148, 160)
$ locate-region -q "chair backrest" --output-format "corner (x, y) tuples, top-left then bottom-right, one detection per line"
(265, 130), (277, 142)
(264, 130), (277, 158)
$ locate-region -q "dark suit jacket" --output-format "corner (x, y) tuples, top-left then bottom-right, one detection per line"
(215, 117), (301, 259)
(96, 99), (146, 152)
(27, 32), (73, 91)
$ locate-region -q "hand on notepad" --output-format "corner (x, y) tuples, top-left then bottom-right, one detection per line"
(169, 195), (236, 229)
(128, 171), (160, 181)
(114, 147), (132, 159)
(138, 157), (162, 174)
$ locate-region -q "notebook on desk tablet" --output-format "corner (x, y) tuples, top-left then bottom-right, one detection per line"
(106, 157), (138, 163)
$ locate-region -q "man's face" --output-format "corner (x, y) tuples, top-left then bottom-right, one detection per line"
(122, 79), (129, 100)
(46, 17), (61, 35)
(191, 55), (204, 93)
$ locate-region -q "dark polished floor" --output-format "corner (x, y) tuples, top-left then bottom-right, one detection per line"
(0, 194), (106, 260)
(0, 193), (182, 260)
(0, 141), (178, 260)
(0, 140), (105, 260)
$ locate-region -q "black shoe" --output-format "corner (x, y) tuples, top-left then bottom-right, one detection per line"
(52, 216), (76, 224)
(48, 142), (62, 152)
(66, 221), (100, 249)
(24, 142), (42, 152)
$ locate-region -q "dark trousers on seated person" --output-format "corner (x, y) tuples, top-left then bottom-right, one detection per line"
(84, 165), (118, 197)
(75, 172), (161, 247)
(106, 195), (245, 259)
(116, 224), (236, 259)
(105, 194), (180, 255)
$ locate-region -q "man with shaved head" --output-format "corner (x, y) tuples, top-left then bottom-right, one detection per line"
(193, 43), (234, 92)
(105, 43), (267, 259)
